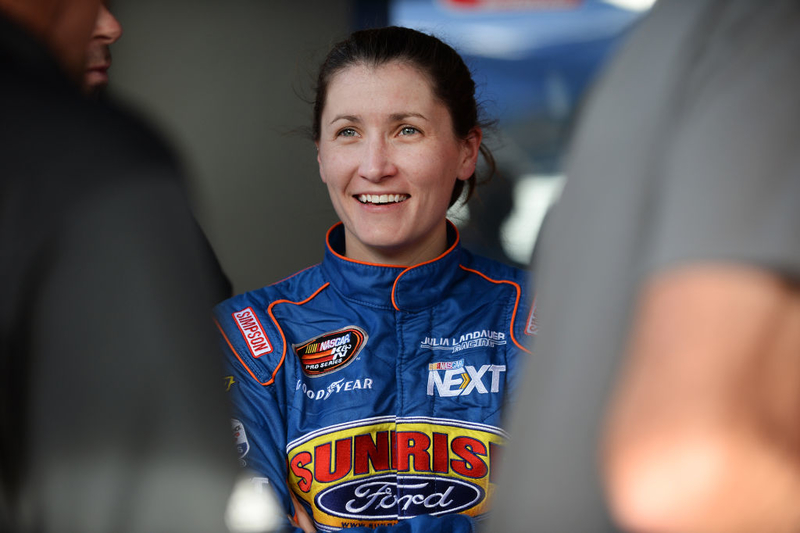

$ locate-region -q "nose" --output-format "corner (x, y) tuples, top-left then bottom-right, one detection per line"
(95, 5), (123, 44)
(358, 136), (397, 182)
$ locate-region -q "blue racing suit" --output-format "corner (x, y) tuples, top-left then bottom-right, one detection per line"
(214, 223), (535, 532)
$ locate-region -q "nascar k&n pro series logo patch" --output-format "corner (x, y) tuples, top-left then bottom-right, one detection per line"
(293, 326), (367, 377)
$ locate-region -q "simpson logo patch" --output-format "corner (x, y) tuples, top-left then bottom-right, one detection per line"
(233, 307), (272, 357)
(293, 326), (367, 377)
(286, 417), (505, 529)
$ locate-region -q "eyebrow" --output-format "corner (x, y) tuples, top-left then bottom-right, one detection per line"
(328, 112), (429, 126)
(329, 115), (360, 126)
(390, 112), (428, 122)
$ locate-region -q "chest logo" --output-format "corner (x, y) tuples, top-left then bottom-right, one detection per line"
(286, 418), (505, 528)
(427, 361), (506, 397)
(293, 326), (367, 377)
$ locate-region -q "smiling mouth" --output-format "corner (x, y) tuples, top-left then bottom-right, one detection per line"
(357, 194), (409, 205)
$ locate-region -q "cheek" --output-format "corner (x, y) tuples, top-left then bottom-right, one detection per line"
(410, 154), (457, 191)
(317, 150), (352, 187)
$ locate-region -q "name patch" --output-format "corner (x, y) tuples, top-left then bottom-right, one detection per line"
(420, 330), (506, 353)
(233, 307), (272, 357)
(293, 326), (367, 377)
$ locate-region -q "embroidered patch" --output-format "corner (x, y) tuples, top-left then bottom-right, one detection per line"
(525, 297), (538, 336)
(232, 418), (249, 459)
(293, 326), (367, 377)
(233, 307), (272, 357)
(427, 362), (506, 397)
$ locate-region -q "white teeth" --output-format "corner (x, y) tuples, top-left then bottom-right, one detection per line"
(357, 194), (408, 205)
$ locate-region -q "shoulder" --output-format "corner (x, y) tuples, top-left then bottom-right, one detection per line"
(2, 84), (183, 232)
(2, 77), (179, 193)
(459, 248), (530, 287)
(214, 265), (325, 386)
(459, 248), (537, 342)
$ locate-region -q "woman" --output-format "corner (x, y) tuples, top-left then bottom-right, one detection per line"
(215, 26), (535, 533)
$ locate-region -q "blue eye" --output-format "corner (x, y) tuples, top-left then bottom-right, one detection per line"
(400, 126), (419, 136)
(337, 128), (357, 137)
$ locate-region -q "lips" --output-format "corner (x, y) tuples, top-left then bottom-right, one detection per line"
(356, 194), (409, 205)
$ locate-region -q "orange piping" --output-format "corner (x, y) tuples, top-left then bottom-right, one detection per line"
(325, 221), (460, 270)
(265, 282), (331, 384)
(215, 282), (330, 387)
(389, 225), (461, 311)
(215, 318), (270, 385)
(458, 265), (532, 354)
(325, 223), (406, 268)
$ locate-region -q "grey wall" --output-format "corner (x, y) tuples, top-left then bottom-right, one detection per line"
(109, 1), (352, 294)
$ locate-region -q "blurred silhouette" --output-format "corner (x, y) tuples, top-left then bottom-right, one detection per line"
(0, 1), (237, 531)
(489, 0), (800, 531)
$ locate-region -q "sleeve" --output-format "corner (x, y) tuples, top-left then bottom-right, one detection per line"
(216, 318), (295, 512)
(644, 0), (800, 280)
(25, 173), (238, 533)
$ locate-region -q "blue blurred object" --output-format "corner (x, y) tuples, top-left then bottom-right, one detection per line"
(391, 0), (649, 169)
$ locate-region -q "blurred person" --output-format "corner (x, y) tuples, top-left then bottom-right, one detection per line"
(214, 26), (535, 533)
(487, 0), (800, 532)
(0, 0), (238, 531)
(83, 0), (122, 96)
(78, 0), (233, 299)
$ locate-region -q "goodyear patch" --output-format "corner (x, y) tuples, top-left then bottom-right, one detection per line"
(293, 326), (367, 377)
(286, 417), (506, 529)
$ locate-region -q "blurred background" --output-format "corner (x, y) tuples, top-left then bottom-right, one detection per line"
(110, 0), (654, 294)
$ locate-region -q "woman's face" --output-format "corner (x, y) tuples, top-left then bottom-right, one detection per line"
(316, 61), (481, 266)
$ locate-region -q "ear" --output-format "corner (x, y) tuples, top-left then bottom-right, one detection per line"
(315, 141), (327, 183)
(456, 127), (483, 182)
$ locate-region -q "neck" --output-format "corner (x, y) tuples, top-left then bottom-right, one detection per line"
(343, 223), (451, 267)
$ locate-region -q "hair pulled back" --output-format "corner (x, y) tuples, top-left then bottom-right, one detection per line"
(312, 26), (494, 206)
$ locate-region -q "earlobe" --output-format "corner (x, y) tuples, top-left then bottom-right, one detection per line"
(457, 127), (483, 181)
(316, 143), (327, 183)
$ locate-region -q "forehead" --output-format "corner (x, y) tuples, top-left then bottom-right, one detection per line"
(322, 61), (443, 117)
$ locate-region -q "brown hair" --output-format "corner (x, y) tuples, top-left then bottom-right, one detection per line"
(312, 26), (495, 206)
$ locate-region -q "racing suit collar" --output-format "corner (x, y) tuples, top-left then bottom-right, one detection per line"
(322, 221), (462, 312)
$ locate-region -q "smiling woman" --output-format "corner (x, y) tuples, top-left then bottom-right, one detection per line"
(214, 26), (535, 533)
(316, 61), (481, 266)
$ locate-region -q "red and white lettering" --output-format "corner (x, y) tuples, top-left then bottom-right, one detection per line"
(232, 307), (272, 357)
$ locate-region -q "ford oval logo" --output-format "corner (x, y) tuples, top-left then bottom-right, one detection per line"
(316, 474), (484, 520)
